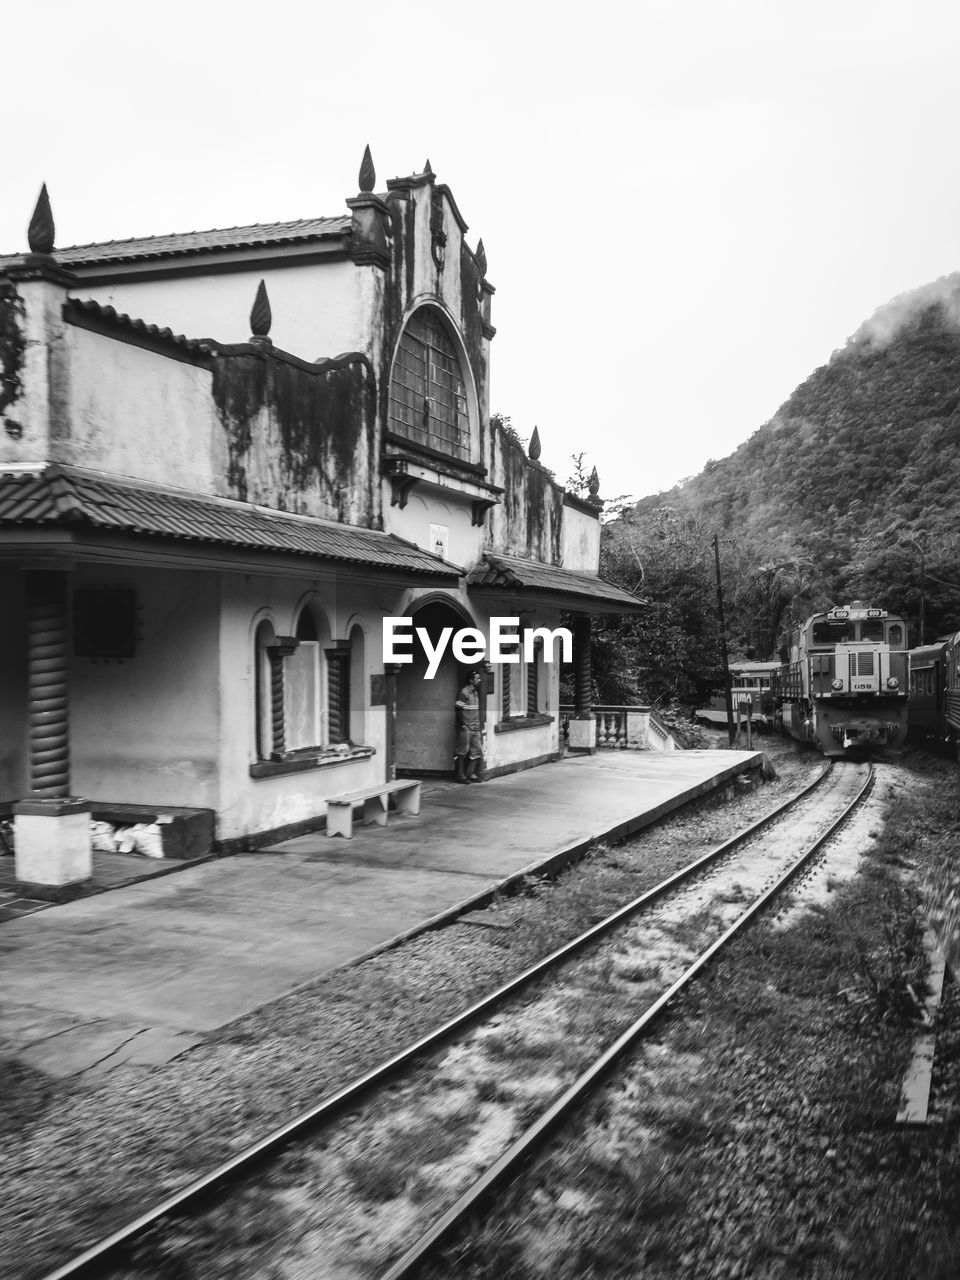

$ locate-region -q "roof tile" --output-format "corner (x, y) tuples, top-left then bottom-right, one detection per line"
(0, 216), (351, 272)
(0, 466), (457, 578)
(467, 552), (645, 610)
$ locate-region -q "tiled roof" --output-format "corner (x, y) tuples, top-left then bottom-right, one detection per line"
(0, 466), (458, 578)
(65, 297), (217, 354)
(0, 216), (351, 271)
(467, 552), (645, 611)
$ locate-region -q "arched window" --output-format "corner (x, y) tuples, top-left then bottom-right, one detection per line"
(388, 308), (471, 460)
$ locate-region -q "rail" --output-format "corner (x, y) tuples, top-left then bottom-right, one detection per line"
(380, 762), (874, 1279)
(38, 764), (835, 1280)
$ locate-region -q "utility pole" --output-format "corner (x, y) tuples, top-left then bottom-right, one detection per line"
(712, 534), (735, 745)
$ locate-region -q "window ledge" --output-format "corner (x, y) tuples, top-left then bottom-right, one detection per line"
(494, 714), (555, 735)
(250, 747), (376, 779)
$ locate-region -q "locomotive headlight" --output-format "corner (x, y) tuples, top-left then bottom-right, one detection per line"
(886, 677), (899, 689)
(832, 679), (844, 691)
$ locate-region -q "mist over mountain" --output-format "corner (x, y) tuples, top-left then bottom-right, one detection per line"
(633, 275), (960, 645)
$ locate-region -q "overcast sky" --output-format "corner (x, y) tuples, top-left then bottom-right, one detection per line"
(4, 1), (959, 502)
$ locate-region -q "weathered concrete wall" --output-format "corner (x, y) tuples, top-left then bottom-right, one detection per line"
(81, 260), (370, 365)
(64, 324), (221, 488)
(215, 571), (406, 842)
(382, 480), (480, 569)
(486, 426), (565, 564)
(0, 277), (70, 467)
(209, 346), (377, 523)
(70, 567), (222, 809)
(562, 502), (601, 571)
(4, 293), (380, 524)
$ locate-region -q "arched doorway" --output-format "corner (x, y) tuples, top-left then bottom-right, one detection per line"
(394, 599), (474, 776)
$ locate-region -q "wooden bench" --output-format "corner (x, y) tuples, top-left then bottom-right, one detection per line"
(325, 780), (421, 839)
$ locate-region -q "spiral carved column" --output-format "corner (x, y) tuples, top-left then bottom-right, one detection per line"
(573, 616), (593, 717)
(26, 571), (71, 798)
(267, 637), (298, 760)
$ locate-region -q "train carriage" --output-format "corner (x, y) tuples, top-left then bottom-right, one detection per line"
(774, 603), (909, 756)
(696, 661), (779, 730)
(908, 631), (960, 750)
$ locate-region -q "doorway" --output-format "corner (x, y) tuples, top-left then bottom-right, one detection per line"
(394, 600), (471, 776)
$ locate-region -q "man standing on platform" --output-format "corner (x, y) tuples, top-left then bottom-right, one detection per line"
(454, 669), (484, 784)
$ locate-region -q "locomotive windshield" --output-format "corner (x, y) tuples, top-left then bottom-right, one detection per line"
(860, 619), (884, 641)
(888, 624), (904, 647)
(812, 620), (854, 645)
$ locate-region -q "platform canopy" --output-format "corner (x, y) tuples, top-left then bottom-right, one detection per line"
(467, 551), (645, 615)
(0, 464), (460, 585)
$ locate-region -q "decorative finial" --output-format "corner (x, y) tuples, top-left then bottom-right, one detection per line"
(528, 426), (541, 461)
(423, 158), (433, 175)
(250, 279), (272, 338)
(358, 144), (376, 194)
(588, 466), (600, 497)
(476, 238), (487, 278)
(28, 183), (55, 255)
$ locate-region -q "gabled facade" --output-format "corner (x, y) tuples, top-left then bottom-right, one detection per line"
(0, 154), (642, 881)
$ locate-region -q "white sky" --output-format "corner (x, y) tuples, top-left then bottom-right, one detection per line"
(3, 1), (959, 501)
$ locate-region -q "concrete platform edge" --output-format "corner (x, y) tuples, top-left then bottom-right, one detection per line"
(271, 751), (764, 1005)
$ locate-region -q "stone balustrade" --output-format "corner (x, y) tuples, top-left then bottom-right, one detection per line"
(559, 705), (678, 752)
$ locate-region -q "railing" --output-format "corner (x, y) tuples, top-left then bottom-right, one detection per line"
(559, 705), (678, 752)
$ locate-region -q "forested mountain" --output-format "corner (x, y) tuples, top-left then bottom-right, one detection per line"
(591, 275), (960, 706)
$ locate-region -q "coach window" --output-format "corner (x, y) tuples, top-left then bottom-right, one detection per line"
(388, 307), (473, 461)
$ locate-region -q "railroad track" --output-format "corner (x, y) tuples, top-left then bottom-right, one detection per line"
(42, 760), (873, 1280)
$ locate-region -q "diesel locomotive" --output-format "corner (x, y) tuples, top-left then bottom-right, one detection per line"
(773, 603), (909, 756)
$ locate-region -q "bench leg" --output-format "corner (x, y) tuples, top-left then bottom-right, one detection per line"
(363, 793), (389, 827)
(395, 783), (421, 816)
(326, 803), (354, 839)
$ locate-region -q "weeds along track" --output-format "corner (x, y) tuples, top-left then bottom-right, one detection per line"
(43, 762), (873, 1280)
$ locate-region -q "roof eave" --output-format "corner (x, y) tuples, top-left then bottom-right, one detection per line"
(0, 526), (461, 585)
(467, 582), (646, 616)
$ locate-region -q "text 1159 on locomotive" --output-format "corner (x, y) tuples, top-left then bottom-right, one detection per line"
(774, 603), (909, 756)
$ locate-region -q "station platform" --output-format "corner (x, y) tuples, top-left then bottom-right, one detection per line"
(0, 749), (762, 1078)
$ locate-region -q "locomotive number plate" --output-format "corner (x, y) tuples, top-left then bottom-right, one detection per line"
(851, 681), (876, 691)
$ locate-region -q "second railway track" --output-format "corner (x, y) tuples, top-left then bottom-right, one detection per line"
(43, 760), (874, 1280)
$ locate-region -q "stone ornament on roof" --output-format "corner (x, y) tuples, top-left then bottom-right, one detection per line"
(250, 279), (273, 345)
(28, 184), (55, 256)
(528, 426), (542, 461)
(358, 145), (376, 194)
(587, 465), (603, 510)
(476, 239), (487, 279)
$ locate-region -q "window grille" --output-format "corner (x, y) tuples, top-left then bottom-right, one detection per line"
(388, 309), (470, 460)
(850, 652), (875, 678)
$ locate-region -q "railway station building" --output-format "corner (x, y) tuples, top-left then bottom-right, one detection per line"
(0, 152), (643, 883)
